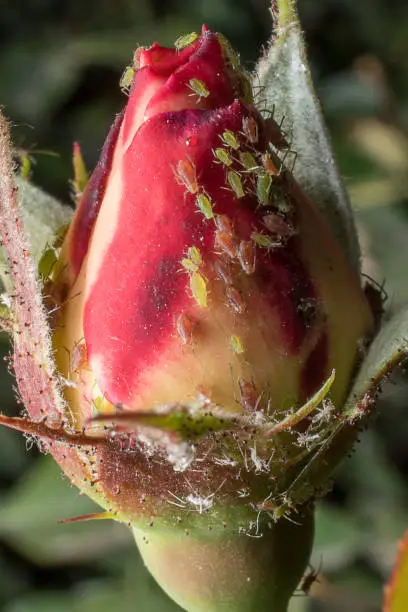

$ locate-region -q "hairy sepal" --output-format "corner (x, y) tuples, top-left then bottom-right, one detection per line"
(255, 0), (361, 274)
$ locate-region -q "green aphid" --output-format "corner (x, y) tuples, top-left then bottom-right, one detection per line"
(188, 246), (202, 267)
(251, 232), (276, 249)
(73, 143), (88, 195)
(19, 153), (31, 180)
(227, 170), (245, 199)
(120, 65), (135, 94)
(38, 247), (58, 282)
(181, 257), (198, 272)
(181, 246), (202, 273)
(92, 396), (105, 414)
(188, 78), (210, 101)
(213, 147), (233, 167)
(256, 173), (273, 205)
(190, 272), (207, 308)
(230, 335), (245, 355)
(195, 193), (214, 220)
(181, 258), (198, 273)
(216, 33), (241, 70)
(221, 130), (240, 150)
(239, 151), (260, 173)
(276, 197), (293, 215)
(240, 72), (254, 104)
(53, 223), (69, 249)
(0, 299), (11, 322)
(175, 32), (199, 50)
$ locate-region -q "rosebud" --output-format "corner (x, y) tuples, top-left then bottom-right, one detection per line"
(55, 27), (372, 418)
(4, 26), (374, 612)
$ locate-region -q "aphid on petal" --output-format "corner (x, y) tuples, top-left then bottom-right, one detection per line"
(216, 33), (241, 70)
(213, 147), (233, 167)
(214, 259), (233, 285)
(181, 257), (198, 273)
(190, 272), (208, 308)
(215, 214), (234, 235)
(120, 65), (135, 95)
(221, 130), (240, 150)
(227, 170), (245, 199)
(256, 173), (273, 206)
(175, 159), (199, 194)
(174, 31), (199, 50)
(181, 246), (202, 273)
(187, 78), (210, 102)
(230, 335), (245, 355)
(176, 313), (196, 345)
(239, 151), (261, 173)
(239, 379), (259, 411)
(240, 73), (255, 105)
(251, 232), (281, 249)
(263, 153), (280, 176)
(71, 340), (88, 373)
(188, 246), (202, 267)
(195, 193), (214, 220)
(215, 231), (238, 260)
(238, 240), (256, 275)
(242, 116), (259, 144)
(133, 46), (144, 70)
(226, 286), (246, 314)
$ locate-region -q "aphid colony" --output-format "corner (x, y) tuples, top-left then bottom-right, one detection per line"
(173, 115), (298, 355)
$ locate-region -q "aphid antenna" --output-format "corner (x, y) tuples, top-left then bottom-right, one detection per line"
(167, 490), (188, 509)
(250, 78), (266, 94)
(219, 180), (246, 199)
(251, 83), (267, 106)
(60, 289), (83, 311)
(277, 146), (298, 174)
(276, 112), (287, 132)
(256, 106), (274, 119)
(361, 272), (388, 301)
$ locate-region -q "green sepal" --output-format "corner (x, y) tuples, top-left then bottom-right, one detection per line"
(0, 177), (72, 291)
(255, 0), (361, 274)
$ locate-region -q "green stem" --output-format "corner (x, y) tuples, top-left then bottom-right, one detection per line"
(132, 506), (314, 612)
(273, 0), (299, 31)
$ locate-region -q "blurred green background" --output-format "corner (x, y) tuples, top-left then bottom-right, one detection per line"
(1, 0), (408, 611)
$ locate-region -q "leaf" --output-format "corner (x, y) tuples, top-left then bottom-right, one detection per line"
(16, 177), (72, 262)
(4, 564), (183, 612)
(0, 177), (72, 291)
(255, 0), (361, 274)
(356, 202), (408, 310)
(0, 456), (130, 565)
(281, 307), (408, 504)
(347, 307), (408, 409)
(384, 528), (408, 612)
(0, 114), (67, 423)
(314, 503), (364, 566)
